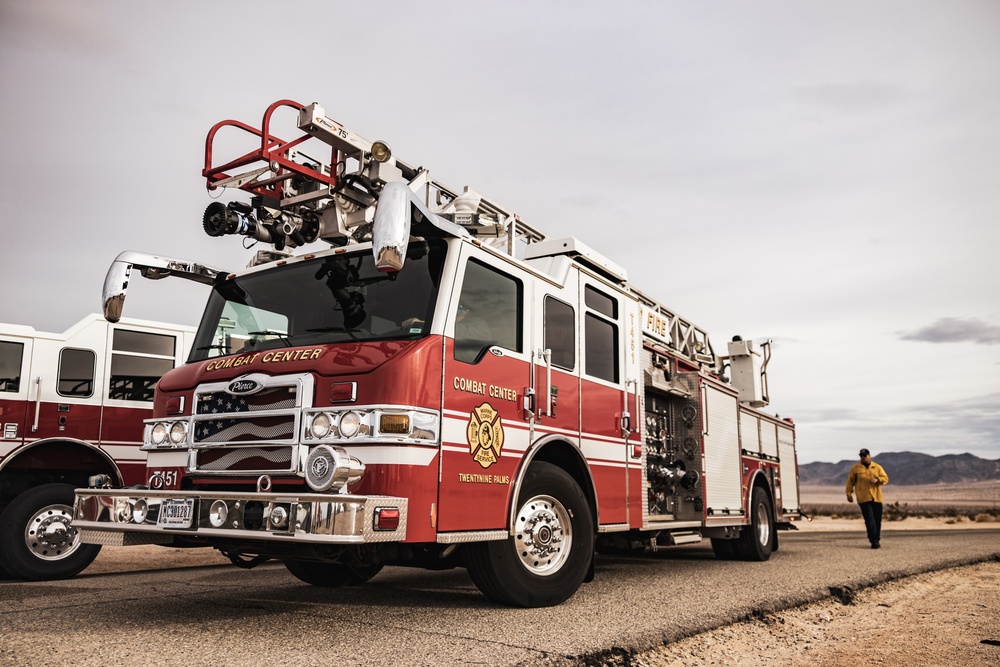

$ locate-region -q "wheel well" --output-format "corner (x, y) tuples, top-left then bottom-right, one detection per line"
(518, 439), (598, 527)
(749, 471), (776, 519)
(0, 440), (122, 508)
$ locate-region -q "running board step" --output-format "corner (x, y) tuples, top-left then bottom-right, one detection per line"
(667, 531), (703, 545)
(650, 531), (703, 551)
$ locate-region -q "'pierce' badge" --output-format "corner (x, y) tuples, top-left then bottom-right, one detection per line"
(228, 378), (262, 395)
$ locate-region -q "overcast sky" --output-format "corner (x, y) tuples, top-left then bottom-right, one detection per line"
(1, 1), (997, 464)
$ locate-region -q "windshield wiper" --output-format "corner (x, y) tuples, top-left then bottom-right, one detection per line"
(247, 330), (293, 347)
(306, 326), (360, 341)
(196, 344), (230, 352)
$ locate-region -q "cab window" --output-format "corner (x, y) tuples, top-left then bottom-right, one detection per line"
(58, 348), (96, 397)
(0, 341), (24, 393)
(583, 286), (619, 383)
(544, 296), (575, 371)
(455, 259), (522, 364)
(109, 330), (177, 401)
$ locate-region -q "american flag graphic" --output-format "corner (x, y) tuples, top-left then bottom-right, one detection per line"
(194, 387), (297, 443)
(197, 446), (293, 471)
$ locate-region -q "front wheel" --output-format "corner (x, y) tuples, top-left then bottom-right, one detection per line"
(0, 483), (102, 580)
(465, 462), (594, 607)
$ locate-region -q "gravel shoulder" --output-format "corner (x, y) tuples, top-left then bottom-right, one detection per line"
(583, 516), (1000, 667)
(625, 559), (1000, 667)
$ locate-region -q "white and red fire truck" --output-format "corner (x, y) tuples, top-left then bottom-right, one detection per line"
(0, 314), (194, 579)
(73, 100), (801, 606)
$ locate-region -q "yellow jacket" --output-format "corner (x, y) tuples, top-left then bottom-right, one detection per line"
(846, 461), (889, 503)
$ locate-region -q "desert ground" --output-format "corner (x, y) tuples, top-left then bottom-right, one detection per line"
(613, 483), (1000, 667)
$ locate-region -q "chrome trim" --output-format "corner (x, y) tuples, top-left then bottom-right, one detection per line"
(435, 530), (507, 544)
(78, 529), (173, 547)
(301, 405), (441, 446)
(74, 489), (407, 545)
(597, 523), (629, 533)
(645, 520), (704, 531)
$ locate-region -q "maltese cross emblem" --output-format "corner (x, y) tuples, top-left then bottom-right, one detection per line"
(467, 402), (505, 469)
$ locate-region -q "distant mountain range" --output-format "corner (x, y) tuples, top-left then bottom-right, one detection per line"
(798, 451), (1000, 485)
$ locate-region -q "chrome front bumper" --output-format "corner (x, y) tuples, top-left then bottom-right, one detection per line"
(73, 489), (407, 546)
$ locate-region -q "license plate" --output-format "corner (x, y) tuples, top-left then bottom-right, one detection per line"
(158, 498), (195, 528)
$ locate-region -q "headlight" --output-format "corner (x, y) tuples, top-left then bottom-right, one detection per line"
(209, 500), (229, 528)
(169, 421), (187, 445)
(310, 412), (332, 439)
(303, 407), (438, 442)
(150, 423), (167, 446)
(132, 499), (149, 524)
(339, 411), (361, 438)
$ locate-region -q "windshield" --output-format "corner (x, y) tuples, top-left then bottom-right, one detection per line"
(189, 240), (446, 362)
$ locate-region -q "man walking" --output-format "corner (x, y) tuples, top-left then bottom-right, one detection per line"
(846, 448), (889, 549)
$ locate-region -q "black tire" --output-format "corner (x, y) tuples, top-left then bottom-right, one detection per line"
(465, 462), (594, 607)
(735, 486), (775, 562)
(283, 559), (383, 587)
(710, 537), (737, 560)
(0, 483), (102, 580)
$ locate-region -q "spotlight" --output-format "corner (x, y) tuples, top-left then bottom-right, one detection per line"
(370, 141), (392, 163)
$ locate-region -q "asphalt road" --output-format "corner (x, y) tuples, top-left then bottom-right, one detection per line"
(2, 528), (999, 667)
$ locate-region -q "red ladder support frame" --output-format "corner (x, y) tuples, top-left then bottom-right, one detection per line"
(203, 99), (338, 201)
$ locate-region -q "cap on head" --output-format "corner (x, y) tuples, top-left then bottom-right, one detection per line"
(859, 448), (871, 458)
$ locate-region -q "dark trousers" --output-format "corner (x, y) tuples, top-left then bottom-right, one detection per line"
(859, 501), (882, 545)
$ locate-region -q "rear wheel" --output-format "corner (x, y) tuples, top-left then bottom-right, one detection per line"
(283, 559), (383, 587)
(735, 486), (775, 561)
(465, 462), (594, 607)
(0, 483), (101, 580)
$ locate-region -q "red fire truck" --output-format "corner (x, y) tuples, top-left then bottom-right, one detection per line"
(0, 314), (194, 580)
(74, 100), (801, 606)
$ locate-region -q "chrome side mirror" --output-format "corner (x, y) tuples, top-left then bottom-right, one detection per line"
(102, 251), (225, 322)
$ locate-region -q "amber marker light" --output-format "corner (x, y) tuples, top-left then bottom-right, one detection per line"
(379, 414), (410, 435)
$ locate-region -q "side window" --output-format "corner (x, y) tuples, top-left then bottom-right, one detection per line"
(544, 297), (575, 371)
(109, 330), (177, 402)
(0, 341), (24, 393)
(583, 285), (619, 383)
(58, 348), (96, 397)
(454, 259), (522, 364)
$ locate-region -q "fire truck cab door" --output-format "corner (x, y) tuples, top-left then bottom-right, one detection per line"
(531, 271), (582, 474)
(0, 332), (33, 446)
(28, 325), (104, 445)
(577, 274), (641, 527)
(100, 324), (181, 481)
(438, 246), (533, 533)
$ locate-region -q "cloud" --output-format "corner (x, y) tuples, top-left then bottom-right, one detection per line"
(899, 317), (1000, 345)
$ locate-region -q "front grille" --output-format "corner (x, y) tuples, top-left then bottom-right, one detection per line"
(196, 446), (294, 472)
(192, 385), (299, 445)
(196, 387), (297, 414)
(194, 415), (296, 443)
(188, 374), (311, 475)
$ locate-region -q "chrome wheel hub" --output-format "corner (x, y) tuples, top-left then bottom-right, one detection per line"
(26, 503), (81, 561)
(755, 502), (770, 547)
(514, 494), (572, 576)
